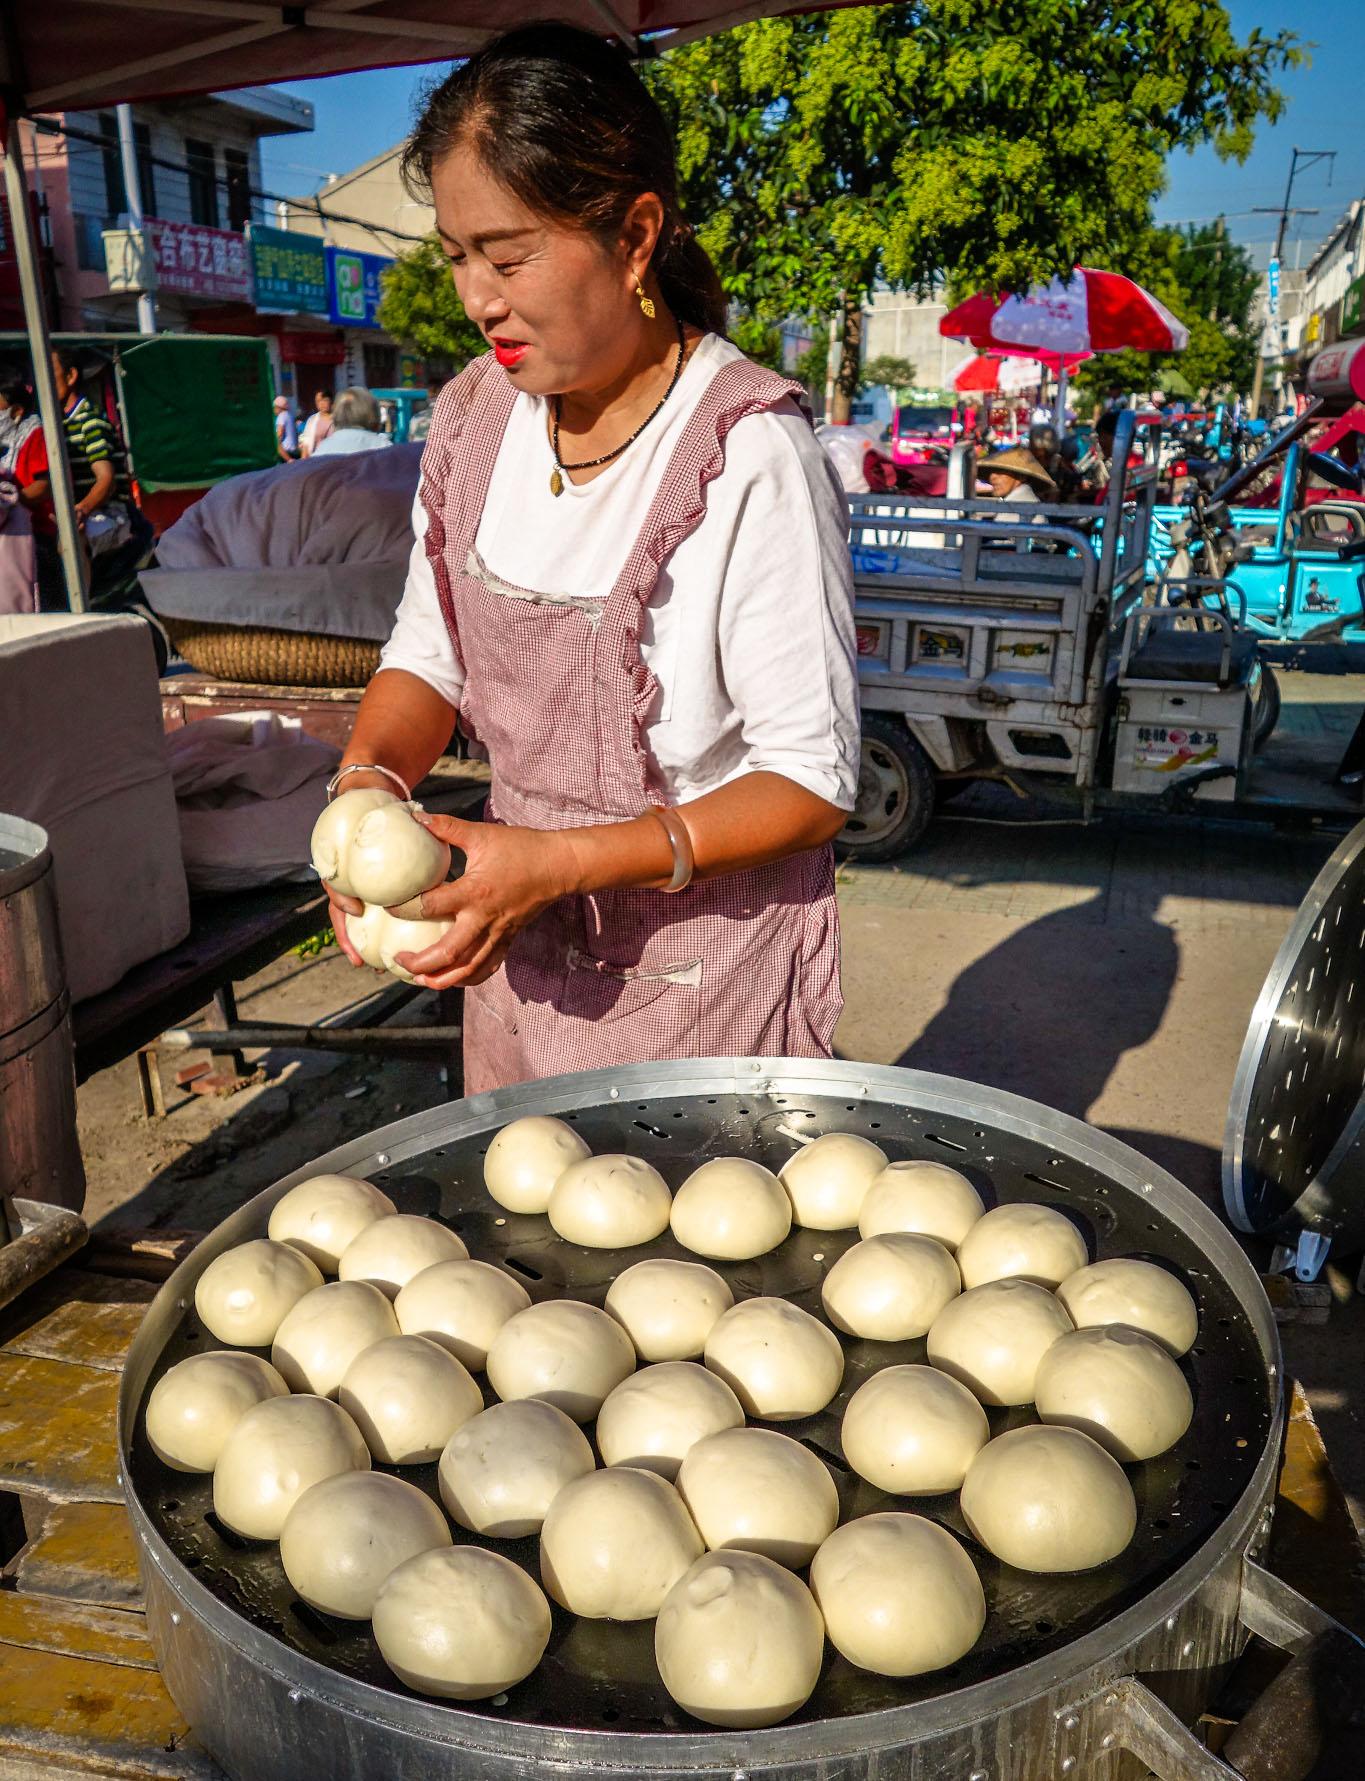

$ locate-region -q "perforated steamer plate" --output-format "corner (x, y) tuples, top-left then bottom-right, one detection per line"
(127, 1060), (1271, 1739)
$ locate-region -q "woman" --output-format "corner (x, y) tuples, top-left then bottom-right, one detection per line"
(299, 389), (335, 457)
(312, 387), (394, 457)
(977, 444), (1058, 505)
(0, 379), (40, 473)
(327, 24), (859, 1095)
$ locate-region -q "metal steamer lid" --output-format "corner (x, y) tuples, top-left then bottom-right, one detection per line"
(1223, 818), (1365, 1259)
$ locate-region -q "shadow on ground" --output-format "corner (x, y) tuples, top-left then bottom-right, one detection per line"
(894, 886), (1178, 1124)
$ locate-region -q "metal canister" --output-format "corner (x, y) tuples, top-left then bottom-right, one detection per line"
(0, 814), (85, 1209)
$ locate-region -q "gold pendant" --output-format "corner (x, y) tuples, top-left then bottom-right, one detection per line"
(550, 466), (564, 497)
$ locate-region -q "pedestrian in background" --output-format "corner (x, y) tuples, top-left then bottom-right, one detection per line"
(299, 388), (335, 456)
(311, 387), (394, 457)
(274, 395), (299, 461)
(0, 378), (40, 472)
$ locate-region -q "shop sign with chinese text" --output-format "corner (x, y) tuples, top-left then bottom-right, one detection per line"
(250, 225), (328, 315)
(147, 218), (250, 301)
(325, 246), (392, 330)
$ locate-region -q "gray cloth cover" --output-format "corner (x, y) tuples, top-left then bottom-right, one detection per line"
(0, 614), (191, 1002)
(141, 444), (423, 641)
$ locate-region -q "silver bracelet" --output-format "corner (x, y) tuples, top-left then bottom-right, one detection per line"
(325, 763), (412, 803)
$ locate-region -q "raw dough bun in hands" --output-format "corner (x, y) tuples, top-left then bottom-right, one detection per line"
(955, 1202), (1087, 1290)
(343, 799), (450, 908)
(858, 1160), (985, 1251)
(1034, 1326), (1194, 1461)
(655, 1551), (824, 1728)
(483, 1115), (591, 1214)
(145, 1352), (289, 1473)
(439, 1399), (594, 1538)
(676, 1426), (838, 1567)
(267, 1174), (396, 1273)
(280, 1471), (451, 1619)
(780, 1132), (888, 1230)
(338, 1334), (483, 1464)
(810, 1514), (986, 1676)
(310, 788), (395, 897)
(1056, 1258), (1199, 1357)
(960, 1425), (1137, 1572)
(374, 1546), (552, 1700)
(604, 1258), (733, 1361)
(347, 906), (455, 983)
(597, 1363), (744, 1480)
(821, 1234), (960, 1340)
(670, 1158), (792, 1260)
(548, 1154), (672, 1249)
(270, 1279), (399, 1397)
(486, 1299), (635, 1422)
(840, 1364), (988, 1495)
(194, 1240), (323, 1347)
(926, 1279), (1073, 1406)
(539, 1466), (704, 1619)
(338, 1214), (468, 1298)
(703, 1297), (843, 1420)
(212, 1394), (369, 1540)
(394, 1259), (531, 1371)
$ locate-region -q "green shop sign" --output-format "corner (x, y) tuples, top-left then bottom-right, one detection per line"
(249, 225), (328, 316)
(1341, 274), (1365, 338)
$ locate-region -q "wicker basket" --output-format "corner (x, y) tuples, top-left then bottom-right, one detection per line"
(165, 619), (382, 689)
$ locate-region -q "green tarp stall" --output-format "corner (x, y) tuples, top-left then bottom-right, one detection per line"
(115, 335), (278, 492)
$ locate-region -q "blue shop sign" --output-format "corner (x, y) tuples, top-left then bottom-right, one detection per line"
(326, 246), (392, 330)
(250, 225), (328, 316)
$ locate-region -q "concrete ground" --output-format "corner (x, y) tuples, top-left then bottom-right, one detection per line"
(72, 671), (1365, 1524)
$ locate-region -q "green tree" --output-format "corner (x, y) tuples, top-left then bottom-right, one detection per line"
(861, 354), (916, 397)
(727, 313), (785, 370)
(1073, 220), (1261, 403)
(377, 233), (485, 366)
(646, 5), (1296, 419)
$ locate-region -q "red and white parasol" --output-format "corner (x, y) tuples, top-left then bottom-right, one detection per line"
(951, 354), (1000, 394)
(942, 268), (1188, 423)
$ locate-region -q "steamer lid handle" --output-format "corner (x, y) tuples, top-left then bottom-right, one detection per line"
(1076, 1560), (1365, 1781)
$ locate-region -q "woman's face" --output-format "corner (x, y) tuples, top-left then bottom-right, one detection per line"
(430, 144), (658, 398)
(986, 470), (1019, 497)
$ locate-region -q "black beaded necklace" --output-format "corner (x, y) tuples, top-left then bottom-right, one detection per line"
(549, 315), (687, 497)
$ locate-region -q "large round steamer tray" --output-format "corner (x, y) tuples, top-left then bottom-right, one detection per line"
(122, 1060), (1302, 1781)
(1224, 816), (1365, 1265)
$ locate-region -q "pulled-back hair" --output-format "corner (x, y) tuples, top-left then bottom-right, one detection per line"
(402, 23), (727, 337)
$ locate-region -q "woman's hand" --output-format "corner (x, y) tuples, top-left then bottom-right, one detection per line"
(326, 886), (367, 967)
(390, 814), (580, 990)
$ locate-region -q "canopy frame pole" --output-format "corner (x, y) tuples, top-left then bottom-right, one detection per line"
(116, 104), (157, 335)
(4, 122), (86, 611)
(1054, 360), (1070, 430)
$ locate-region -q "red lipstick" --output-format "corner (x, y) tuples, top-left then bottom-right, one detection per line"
(492, 339), (528, 368)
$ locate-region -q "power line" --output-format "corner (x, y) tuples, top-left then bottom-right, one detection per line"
(28, 115), (427, 251)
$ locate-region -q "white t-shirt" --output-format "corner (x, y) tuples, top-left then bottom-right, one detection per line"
(379, 333), (860, 810)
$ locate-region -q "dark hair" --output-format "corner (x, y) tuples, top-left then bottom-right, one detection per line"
(403, 23), (727, 336)
(1095, 411), (1119, 439)
(52, 345), (83, 378)
(0, 379), (33, 416)
(1028, 423), (1058, 451)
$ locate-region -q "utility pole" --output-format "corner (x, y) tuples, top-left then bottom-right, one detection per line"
(116, 105), (157, 334)
(1249, 146), (1334, 416)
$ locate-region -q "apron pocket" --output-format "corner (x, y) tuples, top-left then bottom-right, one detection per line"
(564, 943), (701, 1024)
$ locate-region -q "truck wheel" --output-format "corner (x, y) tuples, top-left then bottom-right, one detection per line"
(1253, 661), (1281, 751)
(837, 717), (936, 862)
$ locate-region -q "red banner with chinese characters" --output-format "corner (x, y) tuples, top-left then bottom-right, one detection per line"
(147, 217), (251, 302)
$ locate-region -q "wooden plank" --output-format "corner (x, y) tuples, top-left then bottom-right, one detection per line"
(82, 1234), (205, 1287)
(0, 1354), (122, 1503)
(0, 1271), (156, 1373)
(0, 1645), (221, 1778)
(0, 1592), (152, 1671)
(13, 1503), (143, 1608)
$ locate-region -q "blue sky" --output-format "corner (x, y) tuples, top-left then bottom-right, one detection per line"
(260, 3), (1358, 269)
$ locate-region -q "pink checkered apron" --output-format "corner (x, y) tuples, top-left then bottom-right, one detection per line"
(420, 351), (843, 1094)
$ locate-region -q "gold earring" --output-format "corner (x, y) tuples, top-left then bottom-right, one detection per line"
(636, 280), (656, 320)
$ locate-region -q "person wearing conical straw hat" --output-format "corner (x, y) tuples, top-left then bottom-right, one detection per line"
(977, 444), (1058, 505)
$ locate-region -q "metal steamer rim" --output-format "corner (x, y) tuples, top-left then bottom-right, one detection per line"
(119, 1059), (1281, 1769)
(1223, 816), (1365, 1250)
